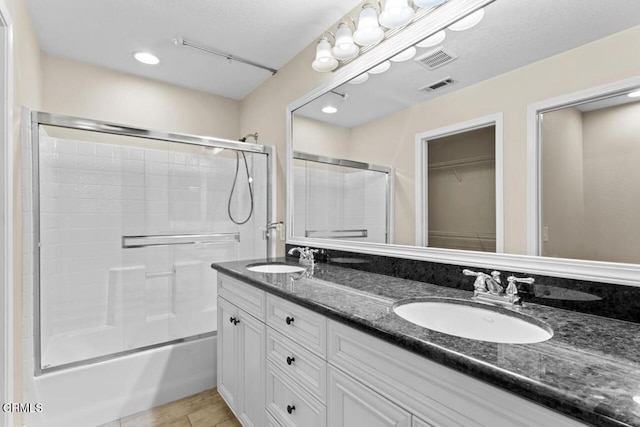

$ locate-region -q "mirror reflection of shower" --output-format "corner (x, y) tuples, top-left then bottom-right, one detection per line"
(228, 132), (259, 225)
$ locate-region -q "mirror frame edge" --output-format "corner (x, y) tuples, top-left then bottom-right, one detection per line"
(285, 0), (640, 287)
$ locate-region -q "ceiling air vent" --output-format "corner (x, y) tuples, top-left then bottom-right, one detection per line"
(414, 46), (457, 70)
(419, 77), (455, 92)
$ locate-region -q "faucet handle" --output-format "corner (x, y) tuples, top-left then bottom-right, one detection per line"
(462, 269), (480, 276)
(507, 276), (535, 285)
(506, 276), (535, 295)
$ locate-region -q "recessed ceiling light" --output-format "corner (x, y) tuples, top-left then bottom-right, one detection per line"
(134, 52), (160, 65)
(628, 90), (640, 98)
(322, 105), (338, 114)
(449, 8), (485, 31)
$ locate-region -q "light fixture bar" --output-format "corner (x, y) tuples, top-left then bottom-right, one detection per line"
(176, 37), (278, 75)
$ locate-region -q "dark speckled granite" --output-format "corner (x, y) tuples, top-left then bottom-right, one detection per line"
(212, 258), (640, 427)
(287, 245), (640, 324)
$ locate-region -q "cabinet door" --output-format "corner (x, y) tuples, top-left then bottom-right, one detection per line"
(217, 297), (239, 411)
(328, 366), (411, 427)
(238, 309), (266, 427)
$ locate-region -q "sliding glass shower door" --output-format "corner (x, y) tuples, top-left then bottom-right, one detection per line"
(33, 112), (271, 373)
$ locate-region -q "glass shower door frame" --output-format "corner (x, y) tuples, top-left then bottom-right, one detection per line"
(30, 110), (276, 375)
(292, 151), (393, 244)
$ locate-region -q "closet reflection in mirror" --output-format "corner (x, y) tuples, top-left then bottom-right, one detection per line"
(425, 125), (496, 252)
(290, 0), (640, 261)
(540, 89), (640, 264)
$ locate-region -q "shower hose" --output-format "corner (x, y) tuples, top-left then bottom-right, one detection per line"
(227, 150), (254, 225)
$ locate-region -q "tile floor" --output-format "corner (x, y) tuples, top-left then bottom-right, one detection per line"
(99, 388), (240, 427)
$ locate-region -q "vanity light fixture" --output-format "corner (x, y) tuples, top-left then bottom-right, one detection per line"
(448, 8), (484, 31)
(353, 3), (385, 46)
(312, 0), (451, 73)
(134, 52), (160, 65)
(379, 0), (415, 29)
(369, 60), (391, 74)
(628, 90), (640, 98)
(391, 46), (417, 62)
(312, 35), (339, 72)
(417, 30), (446, 47)
(332, 21), (360, 60)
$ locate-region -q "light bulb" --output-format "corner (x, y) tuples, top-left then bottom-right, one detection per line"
(312, 37), (338, 72)
(391, 46), (417, 62)
(348, 73), (369, 85)
(379, 0), (415, 29)
(369, 60), (391, 74)
(353, 4), (385, 46)
(417, 30), (446, 48)
(449, 8), (484, 31)
(413, 0), (446, 8)
(317, 38), (333, 63)
(332, 23), (359, 60)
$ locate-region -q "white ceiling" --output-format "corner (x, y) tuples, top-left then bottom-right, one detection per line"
(295, 0), (640, 128)
(27, 0), (362, 100)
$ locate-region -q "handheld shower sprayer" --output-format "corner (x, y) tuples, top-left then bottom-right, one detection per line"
(227, 132), (259, 225)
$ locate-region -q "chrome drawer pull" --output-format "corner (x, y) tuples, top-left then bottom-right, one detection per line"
(286, 356), (295, 365)
(287, 404), (296, 414)
(285, 316), (295, 325)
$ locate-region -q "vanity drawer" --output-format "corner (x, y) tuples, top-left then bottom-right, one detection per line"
(266, 294), (327, 357)
(327, 320), (584, 427)
(218, 273), (266, 321)
(266, 361), (326, 427)
(266, 328), (327, 403)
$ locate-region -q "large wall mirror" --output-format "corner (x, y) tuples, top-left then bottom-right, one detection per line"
(287, 0), (640, 284)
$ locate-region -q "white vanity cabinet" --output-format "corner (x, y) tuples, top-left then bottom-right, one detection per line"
(217, 275), (267, 427)
(216, 273), (587, 427)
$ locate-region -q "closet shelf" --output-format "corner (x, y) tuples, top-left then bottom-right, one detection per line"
(428, 155), (495, 170)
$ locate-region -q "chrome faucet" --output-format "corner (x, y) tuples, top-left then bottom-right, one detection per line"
(288, 247), (318, 266)
(463, 269), (535, 306)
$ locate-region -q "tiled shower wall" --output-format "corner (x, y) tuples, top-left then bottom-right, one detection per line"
(293, 166), (388, 243)
(28, 129), (268, 370)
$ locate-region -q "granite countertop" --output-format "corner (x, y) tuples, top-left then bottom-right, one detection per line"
(212, 257), (640, 427)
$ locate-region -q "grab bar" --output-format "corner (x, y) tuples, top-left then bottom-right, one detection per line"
(122, 233), (240, 248)
(305, 229), (368, 239)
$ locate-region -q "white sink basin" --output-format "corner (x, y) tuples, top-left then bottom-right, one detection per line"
(246, 263), (306, 274)
(393, 298), (553, 344)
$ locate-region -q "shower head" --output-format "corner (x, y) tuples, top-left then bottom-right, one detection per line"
(239, 132), (259, 143)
